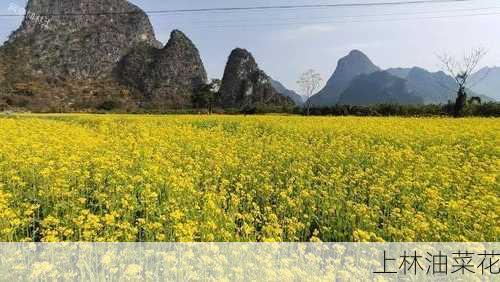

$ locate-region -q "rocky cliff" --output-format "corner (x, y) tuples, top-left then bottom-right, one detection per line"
(219, 48), (293, 109)
(6, 0), (160, 79)
(117, 30), (207, 109)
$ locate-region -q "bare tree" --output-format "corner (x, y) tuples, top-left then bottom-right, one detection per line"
(438, 48), (487, 117)
(297, 69), (322, 115)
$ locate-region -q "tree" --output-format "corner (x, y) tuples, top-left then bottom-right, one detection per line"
(192, 79), (221, 114)
(297, 69), (322, 115)
(438, 48), (487, 117)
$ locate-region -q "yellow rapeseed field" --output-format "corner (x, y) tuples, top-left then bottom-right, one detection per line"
(0, 115), (498, 242)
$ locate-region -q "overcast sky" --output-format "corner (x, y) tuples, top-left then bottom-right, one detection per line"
(1, 0), (499, 91)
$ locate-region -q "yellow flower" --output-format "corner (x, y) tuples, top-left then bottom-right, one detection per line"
(0, 115), (497, 242)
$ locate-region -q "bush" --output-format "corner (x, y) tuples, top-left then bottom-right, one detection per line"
(97, 100), (122, 111)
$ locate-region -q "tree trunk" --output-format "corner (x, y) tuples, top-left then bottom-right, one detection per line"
(454, 87), (467, 117)
(305, 100), (312, 116)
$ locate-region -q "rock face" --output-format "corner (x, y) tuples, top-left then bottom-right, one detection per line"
(271, 79), (304, 106)
(337, 71), (423, 106)
(309, 50), (380, 106)
(117, 30), (207, 108)
(0, 0), (207, 111)
(219, 48), (293, 109)
(6, 0), (160, 79)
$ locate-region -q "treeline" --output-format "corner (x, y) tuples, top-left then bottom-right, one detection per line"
(291, 102), (500, 117)
(186, 102), (500, 117)
(66, 101), (500, 117)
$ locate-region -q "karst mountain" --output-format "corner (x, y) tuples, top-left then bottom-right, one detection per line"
(0, 0), (293, 112)
(309, 50), (381, 106)
(309, 50), (496, 107)
(0, 0), (212, 111)
(0, 1), (496, 112)
(219, 48), (294, 110)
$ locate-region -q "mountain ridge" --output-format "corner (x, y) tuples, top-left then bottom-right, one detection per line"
(309, 50), (380, 106)
(310, 50), (497, 107)
(386, 67), (456, 104)
(470, 66), (500, 101)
